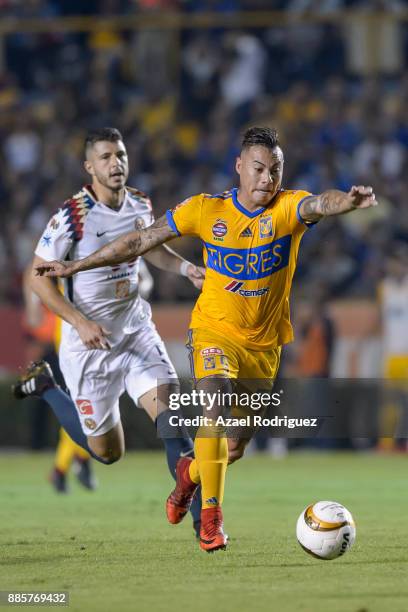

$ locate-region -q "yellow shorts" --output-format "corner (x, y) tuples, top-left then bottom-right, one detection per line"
(186, 327), (281, 382)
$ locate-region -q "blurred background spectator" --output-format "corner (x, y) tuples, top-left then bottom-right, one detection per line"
(0, 1), (406, 307)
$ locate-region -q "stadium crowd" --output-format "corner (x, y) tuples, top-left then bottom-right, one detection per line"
(0, 0), (407, 306)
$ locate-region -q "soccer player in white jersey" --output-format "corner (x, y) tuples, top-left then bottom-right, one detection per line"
(13, 127), (204, 535)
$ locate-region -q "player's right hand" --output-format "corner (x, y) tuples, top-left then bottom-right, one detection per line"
(35, 260), (75, 278)
(75, 319), (111, 350)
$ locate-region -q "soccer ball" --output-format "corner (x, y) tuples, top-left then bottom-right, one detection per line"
(296, 500), (356, 560)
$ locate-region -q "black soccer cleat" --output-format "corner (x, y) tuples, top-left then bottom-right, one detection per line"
(74, 458), (98, 491)
(12, 360), (57, 399)
(50, 467), (68, 494)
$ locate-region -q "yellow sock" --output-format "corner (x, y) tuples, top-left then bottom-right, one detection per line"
(74, 444), (91, 461)
(55, 428), (89, 472)
(378, 401), (398, 450)
(55, 428), (76, 472)
(189, 459), (200, 484)
(194, 431), (228, 509)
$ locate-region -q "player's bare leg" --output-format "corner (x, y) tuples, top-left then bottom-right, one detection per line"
(139, 383), (179, 421)
(227, 437), (251, 464)
(87, 421), (125, 464)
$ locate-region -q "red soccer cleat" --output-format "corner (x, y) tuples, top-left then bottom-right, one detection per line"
(199, 506), (228, 552)
(166, 457), (199, 524)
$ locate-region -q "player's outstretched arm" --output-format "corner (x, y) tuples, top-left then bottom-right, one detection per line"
(299, 185), (378, 223)
(35, 214), (175, 278)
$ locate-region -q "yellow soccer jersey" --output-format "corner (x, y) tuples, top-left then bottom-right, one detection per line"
(166, 187), (314, 350)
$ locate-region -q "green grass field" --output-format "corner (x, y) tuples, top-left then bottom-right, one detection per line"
(1, 451), (408, 612)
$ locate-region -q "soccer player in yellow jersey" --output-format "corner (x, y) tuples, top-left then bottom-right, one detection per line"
(35, 126), (378, 552)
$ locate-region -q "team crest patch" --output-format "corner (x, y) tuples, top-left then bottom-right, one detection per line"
(201, 349), (229, 372)
(134, 216), (146, 230)
(115, 279), (130, 298)
(259, 215), (273, 238)
(212, 219), (228, 238)
(204, 356), (216, 370)
(76, 399), (94, 415)
(201, 347), (223, 356)
(84, 418), (97, 431)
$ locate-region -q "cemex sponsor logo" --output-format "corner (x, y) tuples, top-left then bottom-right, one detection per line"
(224, 281), (269, 297)
(76, 399), (94, 415)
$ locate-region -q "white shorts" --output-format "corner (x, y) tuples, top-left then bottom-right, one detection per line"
(59, 321), (177, 436)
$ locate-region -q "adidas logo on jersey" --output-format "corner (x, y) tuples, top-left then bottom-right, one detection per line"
(240, 227), (252, 237)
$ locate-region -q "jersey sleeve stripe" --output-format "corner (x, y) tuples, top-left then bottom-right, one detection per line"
(61, 189), (96, 241)
(166, 209), (181, 236)
(296, 196), (319, 227)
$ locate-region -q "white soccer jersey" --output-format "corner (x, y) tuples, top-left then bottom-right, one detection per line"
(35, 185), (154, 348)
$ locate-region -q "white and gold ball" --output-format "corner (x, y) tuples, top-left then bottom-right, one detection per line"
(296, 501), (356, 560)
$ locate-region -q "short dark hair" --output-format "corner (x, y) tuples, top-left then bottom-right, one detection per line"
(241, 126), (279, 151)
(85, 127), (123, 156)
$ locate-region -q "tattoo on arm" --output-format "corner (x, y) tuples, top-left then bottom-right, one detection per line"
(300, 190), (350, 222)
(74, 215), (174, 272)
(299, 196), (321, 222)
(318, 190), (349, 216)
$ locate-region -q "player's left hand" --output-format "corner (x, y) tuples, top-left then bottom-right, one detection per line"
(348, 185), (378, 209)
(186, 264), (206, 290)
(35, 260), (76, 278)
